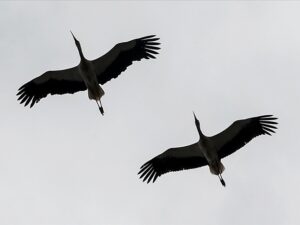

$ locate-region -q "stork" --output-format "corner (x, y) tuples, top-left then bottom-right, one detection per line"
(17, 32), (160, 115)
(138, 113), (278, 186)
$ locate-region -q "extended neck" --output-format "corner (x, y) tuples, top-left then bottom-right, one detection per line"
(70, 32), (85, 60)
(196, 123), (205, 139)
(193, 112), (205, 139)
(76, 44), (85, 60)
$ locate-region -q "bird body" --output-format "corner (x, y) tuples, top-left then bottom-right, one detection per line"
(138, 113), (278, 186)
(78, 60), (105, 101)
(198, 138), (217, 163)
(198, 138), (225, 176)
(73, 33), (105, 102)
(17, 32), (160, 115)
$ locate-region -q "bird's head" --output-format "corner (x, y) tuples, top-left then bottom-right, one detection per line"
(70, 31), (81, 48)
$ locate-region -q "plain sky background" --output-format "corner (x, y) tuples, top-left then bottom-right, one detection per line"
(0, 1), (299, 225)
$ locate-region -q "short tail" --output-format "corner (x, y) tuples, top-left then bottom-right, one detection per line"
(209, 160), (225, 175)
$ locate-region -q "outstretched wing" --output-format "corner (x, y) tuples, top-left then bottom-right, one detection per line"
(92, 35), (160, 85)
(17, 67), (86, 107)
(210, 115), (278, 159)
(138, 143), (208, 183)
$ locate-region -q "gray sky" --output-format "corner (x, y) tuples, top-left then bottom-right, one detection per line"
(0, 1), (299, 225)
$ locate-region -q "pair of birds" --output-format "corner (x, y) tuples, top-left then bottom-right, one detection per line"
(17, 33), (278, 187)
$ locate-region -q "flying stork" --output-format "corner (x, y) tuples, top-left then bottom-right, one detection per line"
(138, 113), (278, 186)
(17, 32), (160, 115)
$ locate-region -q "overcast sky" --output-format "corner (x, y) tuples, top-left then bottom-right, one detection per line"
(0, 1), (299, 225)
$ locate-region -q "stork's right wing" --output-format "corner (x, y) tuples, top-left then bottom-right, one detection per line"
(210, 115), (278, 159)
(138, 143), (208, 183)
(92, 35), (160, 85)
(17, 67), (86, 108)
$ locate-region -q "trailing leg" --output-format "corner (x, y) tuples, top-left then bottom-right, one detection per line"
(96, 100), (104, 115)
(218, 174), (226, 187)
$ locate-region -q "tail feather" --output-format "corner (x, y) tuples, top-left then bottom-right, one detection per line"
(219, 161), (225, 174)
(209, 161), (225, 175)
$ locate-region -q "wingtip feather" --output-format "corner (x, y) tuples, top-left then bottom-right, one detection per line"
(153, 173), (159, 183)
(140, 35), (156, 40)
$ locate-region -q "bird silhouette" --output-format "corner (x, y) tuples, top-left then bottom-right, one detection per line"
(138, 113), (278, 186)
(17, 32), (160, 115)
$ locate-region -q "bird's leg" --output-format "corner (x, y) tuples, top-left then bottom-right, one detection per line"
(218, 174), (226, 187)
(99, 100), (104, 115)
(96, 100), (104, 115)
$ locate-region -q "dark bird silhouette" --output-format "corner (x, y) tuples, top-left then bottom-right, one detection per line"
(17, 32), (160, 115)
(138, 113), (278, 186)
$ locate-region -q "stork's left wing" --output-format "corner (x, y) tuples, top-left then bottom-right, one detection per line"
(138, 143), (207, 183)
(17, 67), (86, 108)
(210, 115), (278, 159)
(92, 35), (160, 85)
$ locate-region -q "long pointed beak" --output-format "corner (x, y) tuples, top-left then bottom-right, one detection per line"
(70, 30), (77, 42)
(193, 111), (198, 121)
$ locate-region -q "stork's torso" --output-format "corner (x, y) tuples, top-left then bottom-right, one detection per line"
(199, 137), (218, 163)
(199, 137), (225, 175)
(78, 59), (105, 100)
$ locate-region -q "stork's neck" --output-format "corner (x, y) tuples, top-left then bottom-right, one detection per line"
(196, 123), (205, 139)
(76, 44), (85, 60)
